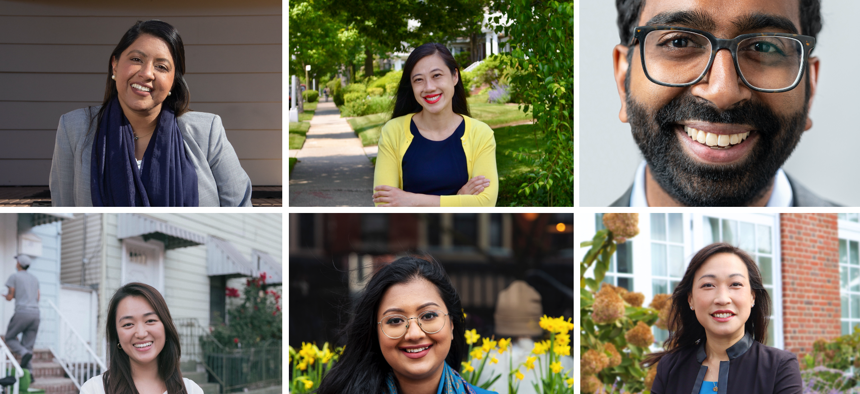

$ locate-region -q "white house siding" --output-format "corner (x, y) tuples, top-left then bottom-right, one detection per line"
(95, 214), (281, 352)
(25, 220), (62, 351)
(59, 214), (103, 287)
(0, 0), (282, 186)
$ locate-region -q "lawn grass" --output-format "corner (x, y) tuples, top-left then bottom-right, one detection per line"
(288, 121), (310, 150)
(304, 102), (318, 112)
(347, 112), (390, 147)
(494, 123), (543, 179)
(470, 103), (532, 127)
(289, 158), (297, 176)
(345, 104), (532, 148)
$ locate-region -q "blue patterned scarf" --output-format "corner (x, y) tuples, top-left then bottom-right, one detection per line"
(385, 362), (476, 394)
(91, 96), (198, 206)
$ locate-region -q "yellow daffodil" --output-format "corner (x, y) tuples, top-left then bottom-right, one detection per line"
(566, 377), (574, 387)
(515, 371), (524, 381)
(555, 332), (571, 347)
(303, 380), (313, 389)
(498, 338), (511, 354)
(532, 340), (549, 355)
(321, 348), (333, 363)
(539, 315), (553, 331)
(550, 361), (563, 374)
(553, 343), (572, 357)
(299, 342), (315, 359)
(461, 361), (474, 373)
(465, 329), (480, 345)
(490, 356), (498, 364)
(525, 356), (536, 370)
(481, 338), (497, 353)
(470, 347), (484, 360)
(297, 361), (307, 371)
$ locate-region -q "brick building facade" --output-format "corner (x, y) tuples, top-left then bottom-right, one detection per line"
(780, 214), (842, 356)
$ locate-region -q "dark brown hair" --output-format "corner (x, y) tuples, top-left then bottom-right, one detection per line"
(643, 243), (771, 367)
(92, 20), (190, 131)
(104, 282), (186, 394)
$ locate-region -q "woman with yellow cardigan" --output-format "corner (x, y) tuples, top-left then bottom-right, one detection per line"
(372, 43), (498, 207)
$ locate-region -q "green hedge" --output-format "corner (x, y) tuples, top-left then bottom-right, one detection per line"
(367, 87), (384, 97)
(344, 92), (365, 103)
(341, 96), (392, 117)
(385, 82), (398, 95)
(344, 83), (366, 94)
(302, 90), (319, 103)
(326, 79), (344, 106)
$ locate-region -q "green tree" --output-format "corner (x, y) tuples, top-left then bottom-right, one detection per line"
(315, 0), (485, 78)
(495, 0), (573, 206)
(289, 0), (355, 83)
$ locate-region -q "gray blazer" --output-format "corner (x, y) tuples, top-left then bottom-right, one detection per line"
(50, 107), (252, 207)
(610, 173), (840, 207)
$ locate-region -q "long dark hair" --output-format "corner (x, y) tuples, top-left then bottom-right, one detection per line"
(104, 282), (186, 394)
(391, 43), (470, 120)
(643, 243), (771, 367)
(317, 257), (467, 394)
(92, 20), (191, 131)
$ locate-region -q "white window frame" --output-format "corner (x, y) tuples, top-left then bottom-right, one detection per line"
(838, 217), (860, 335)
(120, 237), (165, 295)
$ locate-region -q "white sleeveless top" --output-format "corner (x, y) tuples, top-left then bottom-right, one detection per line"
(80, 374), (204, 394)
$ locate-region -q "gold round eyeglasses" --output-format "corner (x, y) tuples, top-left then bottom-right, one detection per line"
(377, 310), (449, 339)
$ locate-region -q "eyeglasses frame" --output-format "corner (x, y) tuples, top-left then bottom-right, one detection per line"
(630, 25), (816, 93)
(377, 310), (450, 339)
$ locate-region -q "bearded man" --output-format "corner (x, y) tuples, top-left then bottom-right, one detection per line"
(609, 0), (837, 206)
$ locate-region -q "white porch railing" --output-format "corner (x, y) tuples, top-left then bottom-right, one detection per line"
(46, 300), (105, 389)
(0, 337), (24, 394)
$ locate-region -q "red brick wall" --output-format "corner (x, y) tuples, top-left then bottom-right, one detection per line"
(780, 213), (842, 356)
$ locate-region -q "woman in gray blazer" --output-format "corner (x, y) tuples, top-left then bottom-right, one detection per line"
(49, 20), (252, 207)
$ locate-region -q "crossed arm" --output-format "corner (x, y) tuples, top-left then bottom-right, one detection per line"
(371, 129), (498, 207)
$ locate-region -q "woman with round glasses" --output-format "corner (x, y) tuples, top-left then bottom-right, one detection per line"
(644, 243), (801, 394)
(317, 257), (496, 394)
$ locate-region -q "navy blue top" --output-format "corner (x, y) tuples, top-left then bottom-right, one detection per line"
(402, 118), (468, 195)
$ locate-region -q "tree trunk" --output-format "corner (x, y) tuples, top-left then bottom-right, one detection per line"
(364, 47), (374, 78)
(469, 32), (480, 64)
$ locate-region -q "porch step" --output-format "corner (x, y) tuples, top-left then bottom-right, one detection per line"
(30, 376), (78, 394)
(31, 362), (65, 378)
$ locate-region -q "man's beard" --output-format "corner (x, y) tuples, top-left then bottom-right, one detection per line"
(627, 93), (807, 206)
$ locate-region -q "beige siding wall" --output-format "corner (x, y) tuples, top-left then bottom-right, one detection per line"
(0, 0), (282, 186)
(59, 214), (104, 287)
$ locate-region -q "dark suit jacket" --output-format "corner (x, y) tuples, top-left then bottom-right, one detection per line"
(610, 173), (840, 207)
(651, 332), (802, 394)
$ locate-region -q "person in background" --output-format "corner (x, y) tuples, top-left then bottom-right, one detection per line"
(5, 255), (40, 378)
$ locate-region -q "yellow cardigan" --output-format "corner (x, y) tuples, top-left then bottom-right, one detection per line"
(373, 113), (498, 207)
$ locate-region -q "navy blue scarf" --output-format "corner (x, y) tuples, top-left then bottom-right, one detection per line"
(91, 97), (198, 206)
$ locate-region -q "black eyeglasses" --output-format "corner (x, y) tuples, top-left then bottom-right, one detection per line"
(630, 25), (816, 93)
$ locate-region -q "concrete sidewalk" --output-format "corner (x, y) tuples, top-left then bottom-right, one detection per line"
(289, 101), (374, 206)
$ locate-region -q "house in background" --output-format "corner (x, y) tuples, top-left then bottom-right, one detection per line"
(0, 213), (286, 394)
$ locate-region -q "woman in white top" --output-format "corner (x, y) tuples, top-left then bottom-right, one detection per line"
(81, 283), (203, 394)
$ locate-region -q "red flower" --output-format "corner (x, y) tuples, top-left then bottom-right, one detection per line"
(272, 310), (277, 316)
(225, 287), (240, 298)
(234, 338), (239, 344)
(260, 272), (268, 283)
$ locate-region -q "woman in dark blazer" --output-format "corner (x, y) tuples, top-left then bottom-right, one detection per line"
(49, 20), (251, 207)
(644, 243), (802, 394)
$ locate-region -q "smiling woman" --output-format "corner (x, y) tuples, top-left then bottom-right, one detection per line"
(49, 20), (252, 207)
(643, 243), (801, 394)
(317, 257), (496, 394)
(79, 283), (203, 394)
(372, 43), (498, 207)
